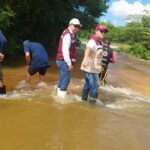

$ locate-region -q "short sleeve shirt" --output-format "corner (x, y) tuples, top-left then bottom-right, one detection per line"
(0, 31), (7, 53)
(24, 42), (49, 67)
(81, 39), (103, 73)
(86, 39), (97, 51)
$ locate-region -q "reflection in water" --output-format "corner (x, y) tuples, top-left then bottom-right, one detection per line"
(0, 53), (150, 150)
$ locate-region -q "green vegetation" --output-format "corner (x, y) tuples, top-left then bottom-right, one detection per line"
(114, 14), (150, 60)
(0, 0), (109, 59)
(80, 13), (150, 61)
(1, 1), (150, 61)
(80, 12), (150, 60)
(0, 5), (15, 29)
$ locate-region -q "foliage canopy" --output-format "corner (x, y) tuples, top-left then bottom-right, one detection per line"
(0, 0), (109, 58)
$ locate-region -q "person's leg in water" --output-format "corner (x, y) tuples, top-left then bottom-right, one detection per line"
(88, 73), (99, 104)
(38, 67), (47, 83)
(36, 67), (48, 87)
(25, 72), (32, 83)
(82, 72), (90, 101)
(56, 61), (70, 98)
(56, 61), (62, 95)
(0, 64), (6, 94)
(25, 66), (38, 83)
(0, 81), (6, 94)
(99, 66), (107, 86)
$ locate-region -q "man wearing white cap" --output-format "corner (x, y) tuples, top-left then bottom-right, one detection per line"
(56, 18), (82, 98)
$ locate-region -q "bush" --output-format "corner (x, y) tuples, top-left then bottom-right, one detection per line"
(129, 43), (150, 60)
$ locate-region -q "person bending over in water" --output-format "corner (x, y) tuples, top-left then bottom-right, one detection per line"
(23, 40), (50, 86)
(0, 30), (7, 94)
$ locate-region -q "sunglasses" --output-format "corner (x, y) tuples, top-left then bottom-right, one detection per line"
(99, 30), (106, 34)
(74, 25), (80, 28)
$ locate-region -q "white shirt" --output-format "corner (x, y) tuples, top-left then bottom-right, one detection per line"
(86, 39), (97, 52)
(62, 27), (73, 66)
(80, 39), (103, 73)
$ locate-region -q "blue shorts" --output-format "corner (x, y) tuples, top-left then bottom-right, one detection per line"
(28, 66), (48, 76)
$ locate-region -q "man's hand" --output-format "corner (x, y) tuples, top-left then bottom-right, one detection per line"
(25, 52), (30, 65)
(82, 47), (91, 67)
(68, 64), (73, 71)
(0, 53), (4, 62)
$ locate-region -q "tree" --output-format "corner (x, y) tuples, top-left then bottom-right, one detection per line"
(1, 0), (109, 58)
(0, 5), (15, 29)
(107, 13), (150, 60)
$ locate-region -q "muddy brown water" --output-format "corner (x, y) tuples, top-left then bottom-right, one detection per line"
(0, 51), (150, 150)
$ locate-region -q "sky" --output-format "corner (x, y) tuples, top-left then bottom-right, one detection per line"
(100, 0), (150, 26)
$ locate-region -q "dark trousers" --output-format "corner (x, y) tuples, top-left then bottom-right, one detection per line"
(99, 65), (108, 86)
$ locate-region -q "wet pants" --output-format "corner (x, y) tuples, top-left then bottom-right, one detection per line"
(82, 72), (99, 103)
(56, 60), (70, 91)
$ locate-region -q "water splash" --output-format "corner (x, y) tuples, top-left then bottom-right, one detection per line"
(15, 80), (30, 89)
(50, 84), (82, 104)
(0, 80), (48, 101)
(36, 82), (48, 89)
(101, 85), (150, 109)
(1, 79), (150, 111)
(0, 89), (36, 101)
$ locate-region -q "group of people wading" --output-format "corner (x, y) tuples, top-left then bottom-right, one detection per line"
(56, 18), (116, 103)
(0, 18), (116, 103)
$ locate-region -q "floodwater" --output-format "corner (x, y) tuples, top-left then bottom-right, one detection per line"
(0, 51), (150, 150)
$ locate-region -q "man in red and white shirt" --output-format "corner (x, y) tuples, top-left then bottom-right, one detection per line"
(56, 18), (82, 98)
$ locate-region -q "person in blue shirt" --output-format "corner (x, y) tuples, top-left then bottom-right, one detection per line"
(23, 40), (50, 85)
(0, 30), (7, 94)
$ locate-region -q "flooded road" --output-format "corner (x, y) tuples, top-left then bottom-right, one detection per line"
(0, 52), (150, 150)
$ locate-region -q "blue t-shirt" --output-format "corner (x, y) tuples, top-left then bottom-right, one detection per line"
(23, 42), (50, 67)
(0, 30), (7, 53)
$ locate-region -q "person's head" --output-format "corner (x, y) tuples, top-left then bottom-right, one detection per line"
(23, 40), (30, 46)
(95, 25), (108, 39)
(103, 39), (110, 46)
(69, 18), (82, 33)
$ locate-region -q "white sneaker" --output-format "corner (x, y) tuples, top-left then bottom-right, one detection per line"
(57, 88), (60, 95)
(57, 88), (60, 93)
(57, 90), (67, 98)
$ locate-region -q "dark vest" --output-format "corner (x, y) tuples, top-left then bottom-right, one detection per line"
(102, 45), (113, 66)
(56, 28), (77, 64)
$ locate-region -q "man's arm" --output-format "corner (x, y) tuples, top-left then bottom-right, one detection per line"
(110, 50), (117, 63)
(25, 52), (31, 65)
(0, 31), (7, 62)
(0, 53), (4, 62)
(82, 47), (91, 67)
(62, 33), (73, 70)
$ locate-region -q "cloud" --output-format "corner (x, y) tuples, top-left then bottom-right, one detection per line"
(101, 18), (118, 26)
(109, 0), (150, 18)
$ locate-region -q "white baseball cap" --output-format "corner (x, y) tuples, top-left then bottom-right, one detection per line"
(69, 18), (82, 27)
